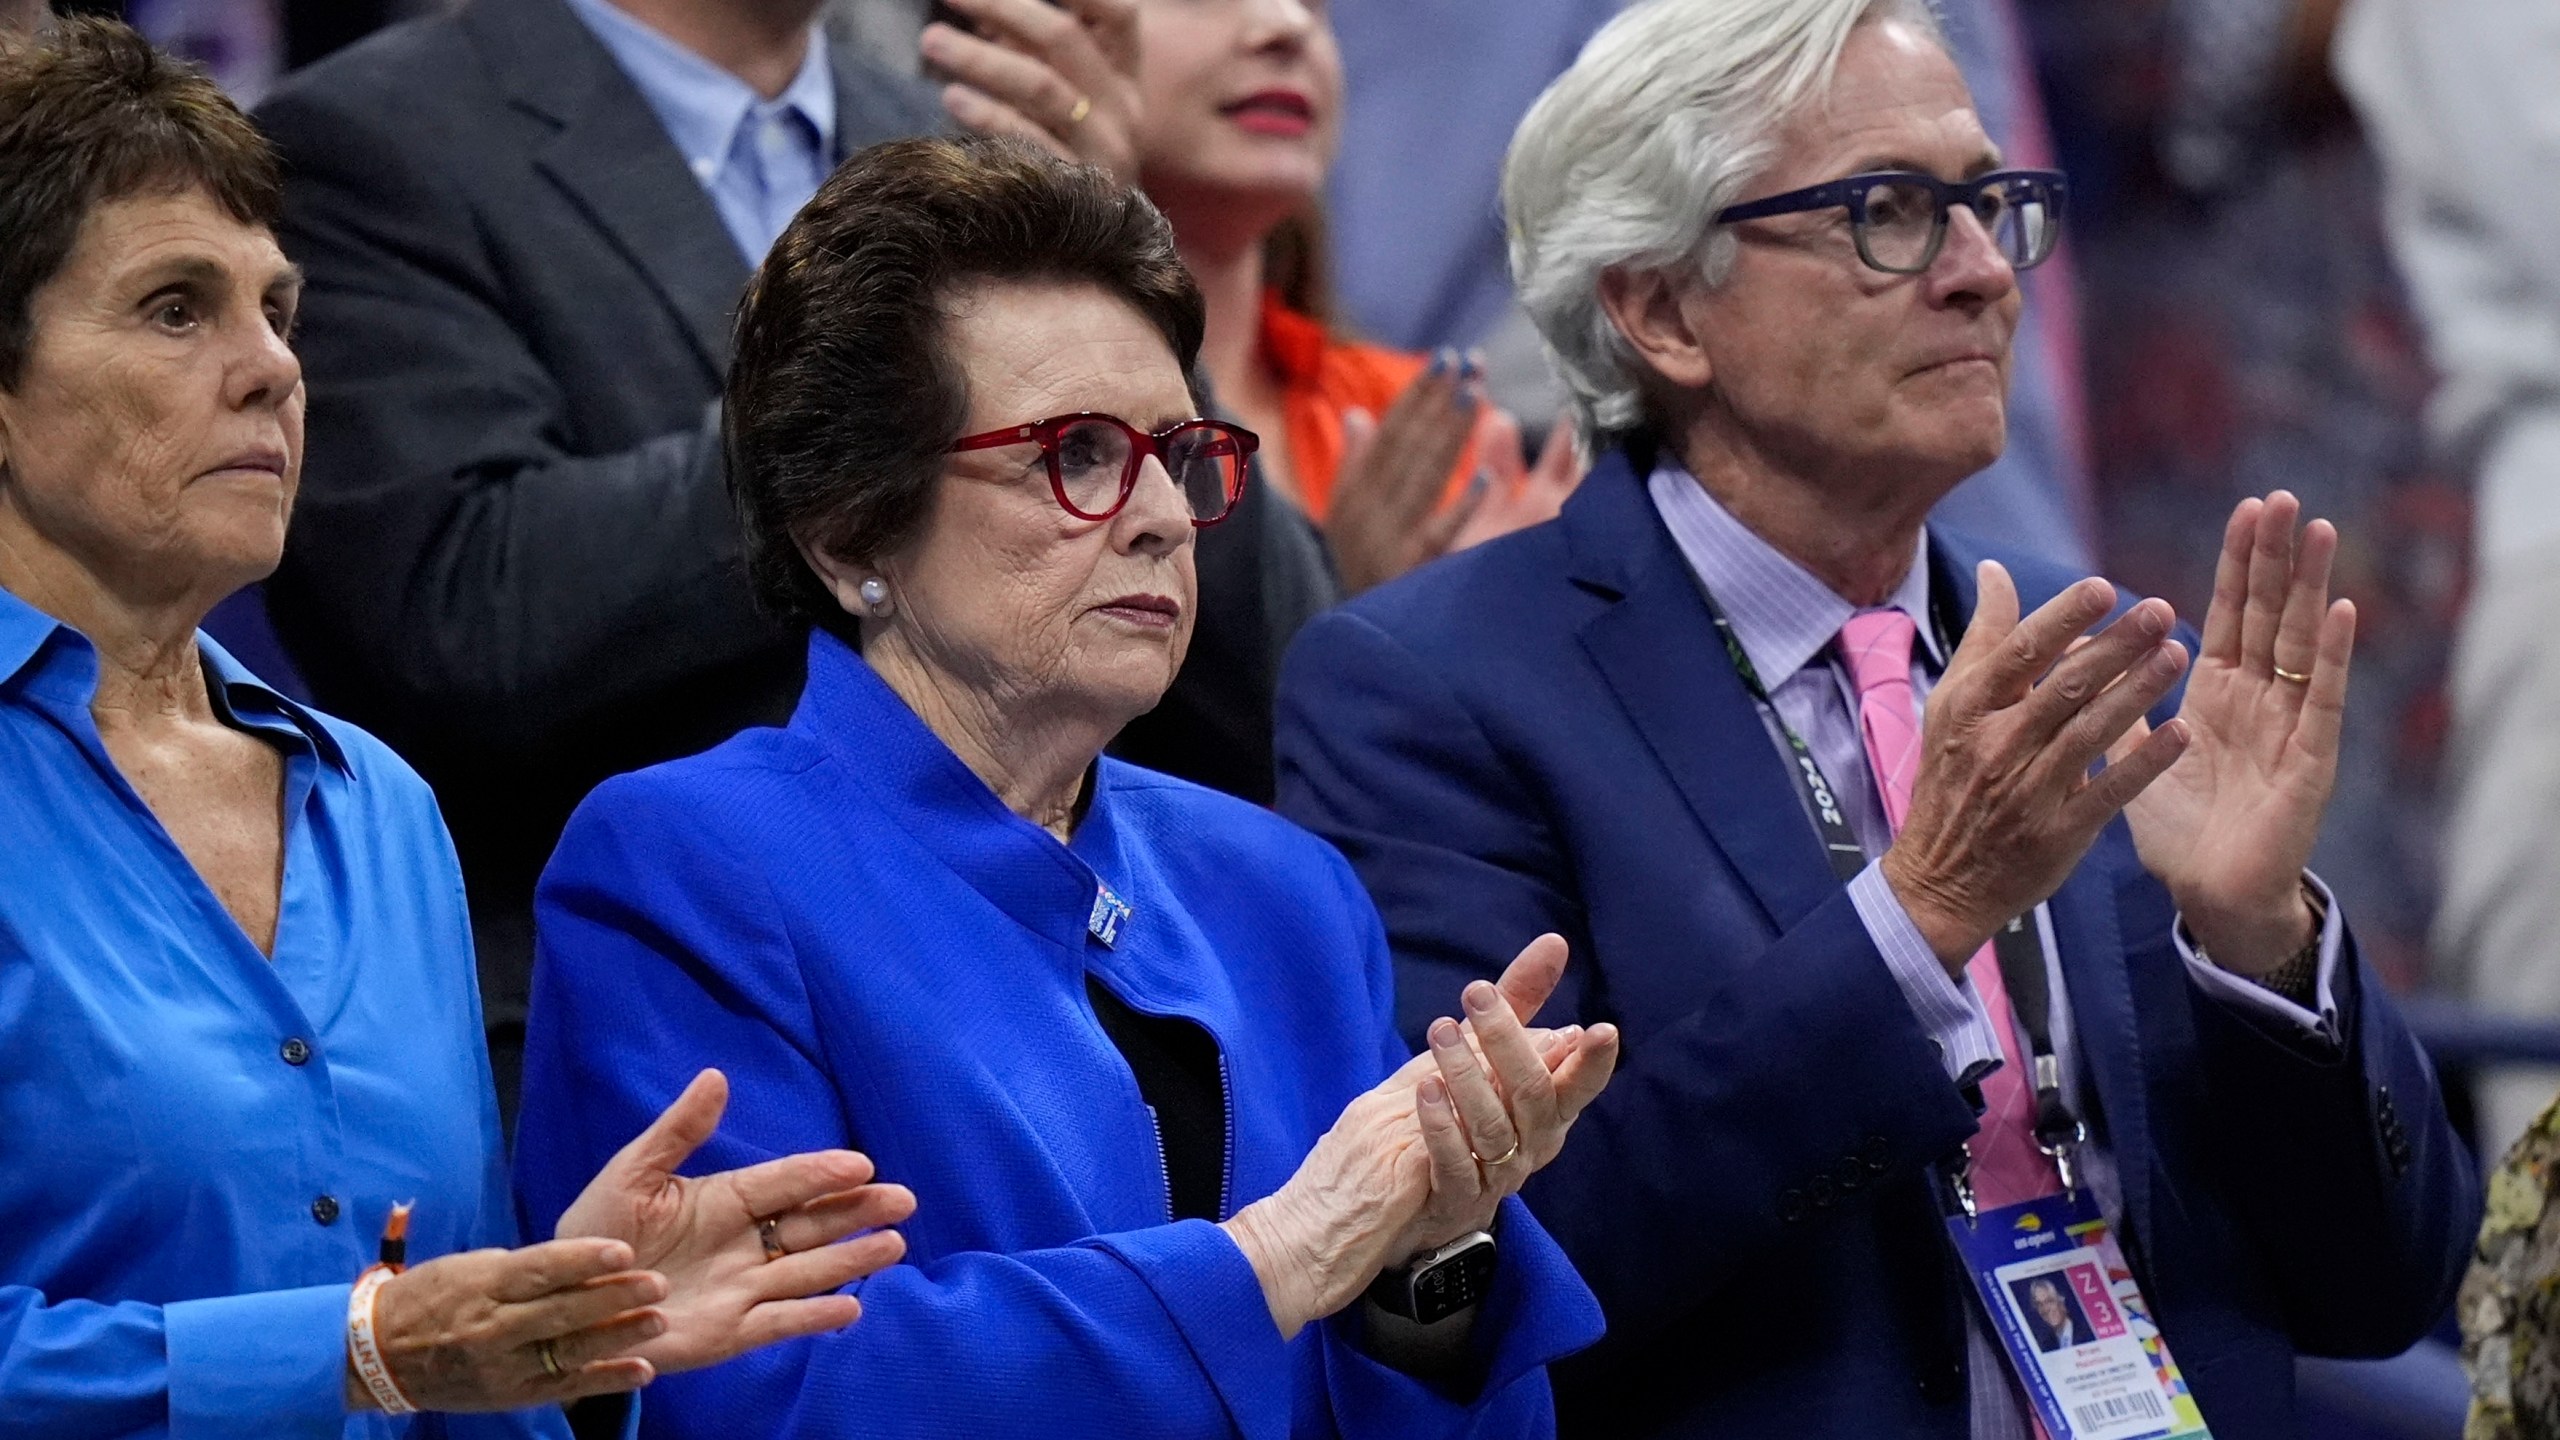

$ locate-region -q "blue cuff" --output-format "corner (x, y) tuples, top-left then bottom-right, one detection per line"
(2178, 871), (2345, 1043)
(164, 1281), (349, 1440)
(1085, 1219), (1293, 1440)
(1848, 860), (2005, 1080)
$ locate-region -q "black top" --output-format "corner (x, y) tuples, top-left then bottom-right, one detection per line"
(1087, 977), (1227, 1222)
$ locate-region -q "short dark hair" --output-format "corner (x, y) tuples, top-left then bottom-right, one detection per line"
(0, 18), (281, 390)
(726, 134), (1206, 641)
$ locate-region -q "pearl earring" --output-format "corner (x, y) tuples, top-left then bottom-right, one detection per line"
(857, 577), (893, 617)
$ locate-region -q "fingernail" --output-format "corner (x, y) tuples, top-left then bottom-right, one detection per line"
(1420, 1076), (1448, 1107)
(1430, 1017), (1461, 1047)
(2137, 602), (2167, 636)
(2151, 644), (2182, 675)
(1463, 980), (1498, 1014)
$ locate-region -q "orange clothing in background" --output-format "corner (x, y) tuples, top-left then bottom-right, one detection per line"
(1258, 291), (1478, 520)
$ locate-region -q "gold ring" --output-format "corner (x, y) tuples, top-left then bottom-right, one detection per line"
(1066, 95), (1092, 126)
(1470, 1137), (1522, 1167)
(758, 1215), (786, 1260)
(2272, 666), (2312, 684)
(537, 1339), (565, 1380)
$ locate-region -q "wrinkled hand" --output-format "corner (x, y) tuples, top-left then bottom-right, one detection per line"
(2107, 493), (2349, 972)
(1391, 934), (1617, 1260)
(354, 1238), (664, 1413)
(922, 0), (1141, 183)
(1220, 935), (1617, 1338)
(1447, 411), (1583, 554)
(555, 1070), (917, 1375)
(1882, 563), (2193, 973)
(1325, 352), (1484, 593)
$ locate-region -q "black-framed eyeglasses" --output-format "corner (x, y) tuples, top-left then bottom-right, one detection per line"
(1712, 167), (2067, 275)
(948, 412), (1258, 526)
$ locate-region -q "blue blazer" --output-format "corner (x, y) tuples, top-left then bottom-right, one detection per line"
(1271, 443), (2478, 1439)
(512, 634), (1603, 1440)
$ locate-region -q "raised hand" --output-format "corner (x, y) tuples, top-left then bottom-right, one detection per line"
(1447, 411), (1584, 554)
(354, 1238), (664, 1412)
(1325, 354), (1484, 593)
(1218, 935), (1616, 1339)
(1882, 563), (2193, 972)
(922, 0), (1142, 183)
(1394, 934), (1618, 1261)
(554, 1070), (917, 1375)
(2108, 492), (2350, 973)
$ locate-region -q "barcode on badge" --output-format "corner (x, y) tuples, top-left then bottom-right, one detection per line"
(2071, 1390), (2167, 1432)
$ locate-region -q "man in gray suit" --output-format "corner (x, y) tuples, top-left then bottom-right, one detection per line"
(254, 0), (1309, 1120)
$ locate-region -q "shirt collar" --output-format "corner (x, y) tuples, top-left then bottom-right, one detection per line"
(563, 0), (836, 181)
(1644, 451), (1941, 689)
(0, 584), (350, 773)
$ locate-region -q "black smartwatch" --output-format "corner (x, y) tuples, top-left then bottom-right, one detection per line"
(1366, 1230), (1498, 1325)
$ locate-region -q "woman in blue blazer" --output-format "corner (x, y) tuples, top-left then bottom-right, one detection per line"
(511, 136), (1619, 1440)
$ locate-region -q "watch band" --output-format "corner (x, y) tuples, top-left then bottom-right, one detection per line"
(2250, 880), (2329, 1007)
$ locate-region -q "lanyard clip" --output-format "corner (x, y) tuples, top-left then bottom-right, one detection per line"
(2029, 1054), (2088, 1195)
(1944, 1150), (1979, 1223)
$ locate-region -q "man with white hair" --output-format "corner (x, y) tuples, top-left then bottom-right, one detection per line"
(1274, 1), (2475, 1435)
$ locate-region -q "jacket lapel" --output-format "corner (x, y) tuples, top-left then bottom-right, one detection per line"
(1569, 448), (1840, 934)
(464, 0), (751, 375)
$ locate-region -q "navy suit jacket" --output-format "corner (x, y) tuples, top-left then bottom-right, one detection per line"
(1272, 442), (2478, 1439)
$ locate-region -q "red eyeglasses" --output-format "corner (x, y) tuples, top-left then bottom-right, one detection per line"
(948, 412), (1257, 525)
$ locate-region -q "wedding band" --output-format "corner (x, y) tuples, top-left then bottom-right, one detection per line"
(758, 1215), (787, 1260)
(1066, 95), (1092, 126)
(537, 1339), (565, 1380)
(2272, 666), (2311, 684)
(1470, 1137), (1522, 1167)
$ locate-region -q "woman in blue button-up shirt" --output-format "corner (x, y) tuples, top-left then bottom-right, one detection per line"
(514, 136), (1624, 1440)
(0, 23), (915, 1438)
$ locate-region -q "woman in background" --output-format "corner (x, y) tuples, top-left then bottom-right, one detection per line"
(1114, 0), (1581, 592)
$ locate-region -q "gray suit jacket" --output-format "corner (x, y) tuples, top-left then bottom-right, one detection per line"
(258, 0), (1326, 1044)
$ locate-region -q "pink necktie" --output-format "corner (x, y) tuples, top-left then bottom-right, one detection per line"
(1838, 609), (2060, 1210)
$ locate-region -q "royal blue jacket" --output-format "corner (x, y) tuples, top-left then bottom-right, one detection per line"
(1271, 443), (2478, 1439)
(512, 633), (1604, 1440)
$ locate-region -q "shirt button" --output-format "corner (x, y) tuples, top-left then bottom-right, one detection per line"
(312, 1194), (340, 1226)
(280, 1037), (312, 1066)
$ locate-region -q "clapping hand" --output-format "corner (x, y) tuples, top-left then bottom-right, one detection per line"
(555, 1069), (917, 1375)
(1391, 934), (1618, 1260)
(2107, 492), (2350, 973)
(1326, 353), (1485, 593)
(1220, 935), (1617, 1338)
(923, 0), (1142, 184)
(1447, 411), (1584, 555)
(1882, 564), (2194, 971)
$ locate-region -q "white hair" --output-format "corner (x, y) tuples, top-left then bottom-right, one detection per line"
(1503, 0), (1944, 442)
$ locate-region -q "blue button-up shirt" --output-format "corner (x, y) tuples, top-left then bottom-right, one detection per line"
(563, 0), (836, 266)
(1647, 456), (2345, 1440)
(0, 587), (563, 1440)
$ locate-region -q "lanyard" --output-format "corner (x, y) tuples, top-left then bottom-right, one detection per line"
(1697, 582), (2087, 1204)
